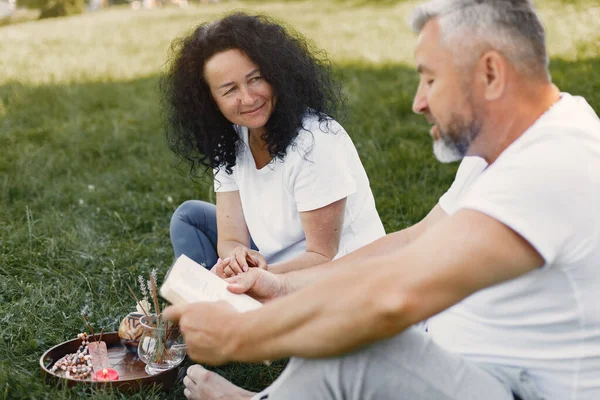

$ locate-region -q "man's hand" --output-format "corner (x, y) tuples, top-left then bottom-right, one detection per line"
(214, 247), (267, 277)
(225, 268), (286, 302)
(163, 301), (241, 365)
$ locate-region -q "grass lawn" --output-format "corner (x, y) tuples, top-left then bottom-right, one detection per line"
(1, 0), (599, 398)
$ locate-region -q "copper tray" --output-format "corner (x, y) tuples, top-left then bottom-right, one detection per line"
(40, 332), (181, 393)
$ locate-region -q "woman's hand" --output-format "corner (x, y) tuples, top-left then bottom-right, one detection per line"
(213, 247), (267, 278)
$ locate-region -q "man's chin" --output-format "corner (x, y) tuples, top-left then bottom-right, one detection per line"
(433, 140), (464, 163)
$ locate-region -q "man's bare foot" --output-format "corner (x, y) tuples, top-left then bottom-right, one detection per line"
(183, 364), (257, 400)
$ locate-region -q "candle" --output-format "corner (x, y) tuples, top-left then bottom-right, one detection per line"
(93, 368), (119, 381)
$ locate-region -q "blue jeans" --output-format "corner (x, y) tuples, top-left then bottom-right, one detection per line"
(169, 200), (257, 270)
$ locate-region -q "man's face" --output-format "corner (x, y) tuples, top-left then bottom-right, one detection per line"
(412, 19), (481, 163)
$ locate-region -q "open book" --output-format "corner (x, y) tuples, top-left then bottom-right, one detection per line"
(159, 254), (263, 313)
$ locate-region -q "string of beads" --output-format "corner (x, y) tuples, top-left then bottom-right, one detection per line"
(50, 332), (93, 380)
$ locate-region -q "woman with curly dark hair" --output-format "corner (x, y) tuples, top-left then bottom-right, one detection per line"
(163, 12), (384, 281)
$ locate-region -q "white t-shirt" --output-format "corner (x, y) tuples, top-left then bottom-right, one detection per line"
(430, 93), (600, 400)
(214, 115), (385, 264)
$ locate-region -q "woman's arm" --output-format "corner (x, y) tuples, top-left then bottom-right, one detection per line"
(267, 198), (346, 274)
(216, 191), (252, 259)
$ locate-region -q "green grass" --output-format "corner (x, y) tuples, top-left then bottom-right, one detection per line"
(1, 0), (599, 398)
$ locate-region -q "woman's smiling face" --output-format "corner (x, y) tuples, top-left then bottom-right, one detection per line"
(204, 48), (275, 131)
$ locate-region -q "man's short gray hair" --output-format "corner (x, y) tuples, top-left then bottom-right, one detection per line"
(409, 0), (550, 80)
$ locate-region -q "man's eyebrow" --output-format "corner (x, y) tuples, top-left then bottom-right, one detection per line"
(417, 64), (434, 74)
(217, 69), (261, 90)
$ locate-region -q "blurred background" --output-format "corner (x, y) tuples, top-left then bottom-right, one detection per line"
(1, 0), (599, 398)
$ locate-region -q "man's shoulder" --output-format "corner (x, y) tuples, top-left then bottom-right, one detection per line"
(497, 94), (600, 172)
(533, 93), (600, 139)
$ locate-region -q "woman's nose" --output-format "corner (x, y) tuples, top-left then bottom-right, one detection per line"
(239, 87), (256, 106)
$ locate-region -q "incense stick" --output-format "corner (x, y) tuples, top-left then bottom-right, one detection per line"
(149, 275), (161, 315)
(126, 283), (150, 318)
(82, 313), (97, 343)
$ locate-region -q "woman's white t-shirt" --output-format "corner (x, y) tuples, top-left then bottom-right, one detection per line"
(214, 115), (385, 264)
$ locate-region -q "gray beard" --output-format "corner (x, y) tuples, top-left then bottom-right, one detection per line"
(432, 110), (482, 163)
(433, 138), (464, 163)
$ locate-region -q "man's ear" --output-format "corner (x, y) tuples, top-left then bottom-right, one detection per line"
(477, 50), (506, 101)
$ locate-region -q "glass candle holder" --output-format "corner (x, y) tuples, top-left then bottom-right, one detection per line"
(137, 314), (186, 375)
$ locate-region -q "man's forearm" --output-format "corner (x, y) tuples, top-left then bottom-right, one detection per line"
(276, 205), (446, 296)
(230, 253), (416, 362)
(336, 227), (420, 264)
(267, 251), (331, 274)
(278, 226), (420, 295)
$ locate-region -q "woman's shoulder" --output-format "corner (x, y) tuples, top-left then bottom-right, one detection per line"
(300, 113), (345, 134)
(293, 113), (349, 150)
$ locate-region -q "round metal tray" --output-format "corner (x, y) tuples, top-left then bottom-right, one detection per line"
(40, 332), (181, 393)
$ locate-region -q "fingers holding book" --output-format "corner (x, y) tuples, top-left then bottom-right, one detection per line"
(163, 300), (240, 366)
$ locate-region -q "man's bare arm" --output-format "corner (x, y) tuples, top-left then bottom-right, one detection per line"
(222, 209), (544, 362)
(274, 204), (449, 294)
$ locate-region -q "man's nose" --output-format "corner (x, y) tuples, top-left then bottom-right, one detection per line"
(412, 85), (428, 114)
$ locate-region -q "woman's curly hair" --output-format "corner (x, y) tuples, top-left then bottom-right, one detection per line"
(160, 12), (343, 177)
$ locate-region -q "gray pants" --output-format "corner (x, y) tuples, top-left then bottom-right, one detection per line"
(254, 326), (544, 400)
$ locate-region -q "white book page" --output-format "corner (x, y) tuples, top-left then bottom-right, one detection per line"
(159, 255), (263, 313)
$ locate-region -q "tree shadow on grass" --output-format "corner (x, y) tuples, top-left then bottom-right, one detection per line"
(1, 56), (599, 399)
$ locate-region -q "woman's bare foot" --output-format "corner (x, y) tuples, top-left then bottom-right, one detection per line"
(183, 364), (257, 400)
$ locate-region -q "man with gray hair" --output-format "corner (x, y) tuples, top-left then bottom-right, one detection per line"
(164, 1), (600, 399)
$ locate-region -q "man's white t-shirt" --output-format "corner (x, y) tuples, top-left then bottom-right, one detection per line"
(214, 115), (385, 264)
(431, 93), (600, 400)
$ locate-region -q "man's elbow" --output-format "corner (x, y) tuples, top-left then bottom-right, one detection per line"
(374, 286), (422, 333)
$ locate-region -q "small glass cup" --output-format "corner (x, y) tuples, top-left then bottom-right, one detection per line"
(137, 314), (186, 375)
